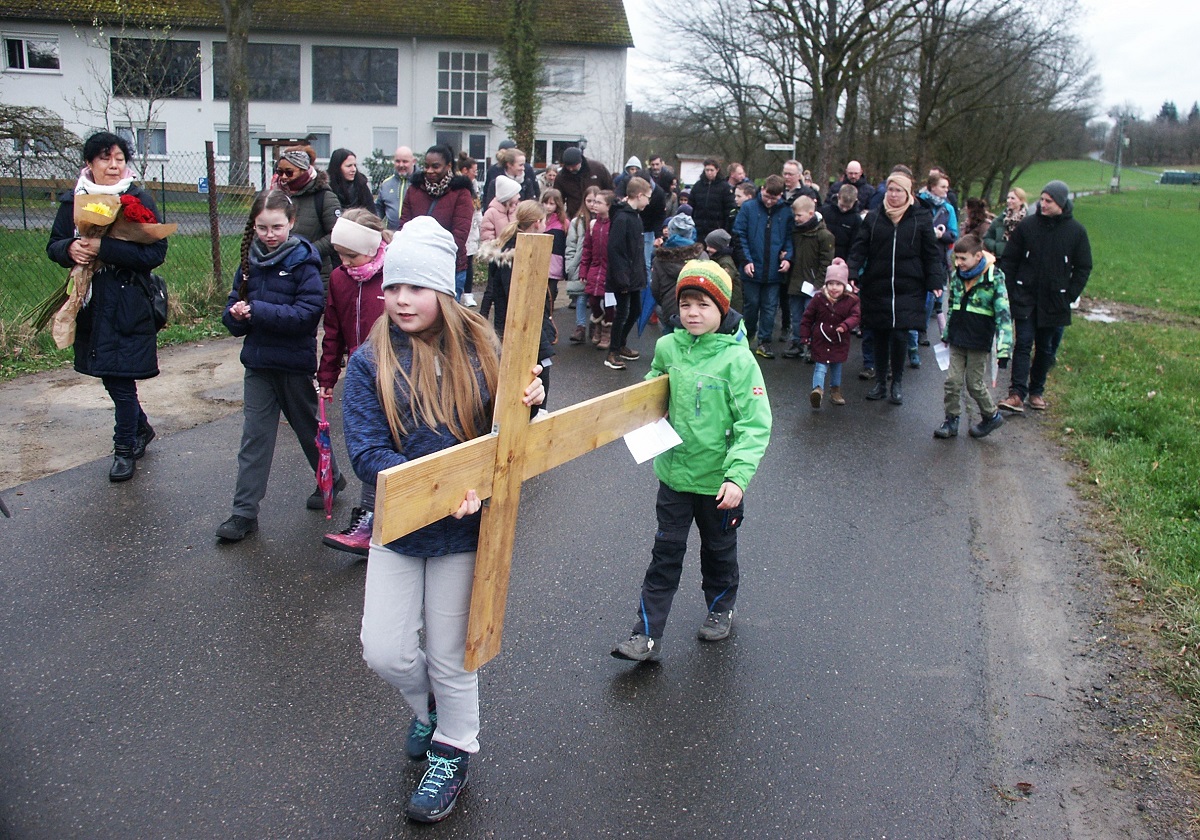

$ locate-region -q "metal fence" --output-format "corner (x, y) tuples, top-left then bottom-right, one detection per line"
(0, 148), (257, 361)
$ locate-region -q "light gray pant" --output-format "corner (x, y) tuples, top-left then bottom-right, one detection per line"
(360, 546), (480, 754)
(943, 345), (997, 419)
(232, 368), (339, 518)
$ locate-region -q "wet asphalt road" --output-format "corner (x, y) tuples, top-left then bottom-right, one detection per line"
(1, 314), (1001, 839)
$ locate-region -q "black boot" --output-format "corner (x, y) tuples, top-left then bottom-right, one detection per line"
(109, 446), (136, 482)
(132, 422), (156, 459)
(934, 415), (960, 439)
(866, 380), (888, 400)
(889, 379), (903, 405)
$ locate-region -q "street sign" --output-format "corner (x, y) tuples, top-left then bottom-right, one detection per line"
(197, 177), (209, 194)
(764, 143), (795, 151)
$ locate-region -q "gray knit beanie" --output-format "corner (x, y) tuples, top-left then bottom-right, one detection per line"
(382, 216), (458, 297)
(1042, 180), (1070, 210)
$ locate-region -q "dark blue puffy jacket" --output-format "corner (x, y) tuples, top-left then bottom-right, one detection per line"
(222, 236), (324, 374)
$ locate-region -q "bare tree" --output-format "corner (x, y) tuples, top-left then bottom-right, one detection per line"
(753, 0), (927, 184)
(219, 0), (254, 186)
(71, 6), (203, 176)
(0, 103), (80, 179)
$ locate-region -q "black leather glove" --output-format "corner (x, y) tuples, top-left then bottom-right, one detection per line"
(997, 357), (1009, 369)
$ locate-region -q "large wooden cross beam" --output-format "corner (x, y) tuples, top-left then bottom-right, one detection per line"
(372, 233), (669, 671)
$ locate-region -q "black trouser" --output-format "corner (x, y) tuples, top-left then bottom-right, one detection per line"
(633, 482), (743, 639)
(101, 375), (147, 449)
(611, 290), (641, 352)
(873, 329), (910, 384)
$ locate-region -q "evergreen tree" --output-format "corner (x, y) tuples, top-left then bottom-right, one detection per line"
(494, 0), (542, 155)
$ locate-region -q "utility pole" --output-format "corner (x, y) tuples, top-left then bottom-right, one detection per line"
(1110, 117), (1125, 193)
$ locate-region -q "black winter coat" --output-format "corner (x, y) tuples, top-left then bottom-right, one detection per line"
(606, 201), (648, 293)
(46, 185), (168, 379)
(821, 201), (862, 260)
(996, 205), (1092, 326)
(222, 237), (324, 374)
(688, 175), (734, 242)
(847, 204), (943, 331)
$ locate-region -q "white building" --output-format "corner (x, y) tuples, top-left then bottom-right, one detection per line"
(2, 0), (632, 183)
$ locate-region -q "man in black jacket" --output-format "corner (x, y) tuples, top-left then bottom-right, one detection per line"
(996, 180), (1092, 413)
(557, 146), (614, 217)
(689, 158), (735, 243)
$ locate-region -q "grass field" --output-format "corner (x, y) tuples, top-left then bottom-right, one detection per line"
(1035, 174), (1200, 740)
(0, 230), (242, 377)
(1014, 159), (1170, 194)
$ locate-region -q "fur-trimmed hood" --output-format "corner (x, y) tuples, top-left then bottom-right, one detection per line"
(654, 241), (705, 261)
(477, 237), (514, 266)
(411, 171), (474, 193)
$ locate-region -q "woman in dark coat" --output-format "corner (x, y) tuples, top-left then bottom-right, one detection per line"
(327, 148), (376, 211)
(272, 145), (342, 285)
(46, 131), (168, 481)
(847, 170), (943, 405)
(398, 144), (476, 299)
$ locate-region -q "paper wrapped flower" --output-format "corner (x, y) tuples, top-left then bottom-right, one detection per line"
(120, 194), (159, 224)
(25, 193), (178, 348)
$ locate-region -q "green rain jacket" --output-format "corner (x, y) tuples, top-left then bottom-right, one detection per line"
(646, 312), (772, 495)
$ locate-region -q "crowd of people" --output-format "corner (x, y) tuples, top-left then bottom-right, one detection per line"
(47, 130), (1092, 825)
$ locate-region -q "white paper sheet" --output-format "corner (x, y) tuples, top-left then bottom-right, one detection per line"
(800, 281), (816, 297)
(603, 292), (617, 308)
(623, 416), (683, 464)
(934, 342), (951, 371)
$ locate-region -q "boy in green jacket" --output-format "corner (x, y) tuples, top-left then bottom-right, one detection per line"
(613, 261), (773, 662)
(934, 234), (1013, 440)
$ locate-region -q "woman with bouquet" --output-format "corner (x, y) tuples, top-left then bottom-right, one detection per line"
(46, 131), (169, 482)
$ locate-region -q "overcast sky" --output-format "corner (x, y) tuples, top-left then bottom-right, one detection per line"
(623, 0), (1200, 120)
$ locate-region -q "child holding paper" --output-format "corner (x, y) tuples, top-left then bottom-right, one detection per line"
(934, 234), (1013, 440)
(612, 260), (772, 662)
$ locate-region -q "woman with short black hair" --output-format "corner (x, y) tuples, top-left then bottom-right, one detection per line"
(46, 131), (169, 481)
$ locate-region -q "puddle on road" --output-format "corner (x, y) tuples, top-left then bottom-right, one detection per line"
(1082, 307), (1121, 323)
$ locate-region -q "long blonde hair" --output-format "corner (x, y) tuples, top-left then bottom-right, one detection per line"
(496, 199), (546, 248)
(367, 294), (501, 445)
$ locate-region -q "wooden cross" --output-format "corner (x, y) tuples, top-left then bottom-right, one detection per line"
(371, 233), (670, 671)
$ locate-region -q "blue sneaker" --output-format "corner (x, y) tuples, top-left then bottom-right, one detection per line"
(404, 709), (437, 761)
(406, 742), (469, 823)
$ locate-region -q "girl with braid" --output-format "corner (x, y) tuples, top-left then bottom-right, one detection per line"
(215, 189), (345, 542)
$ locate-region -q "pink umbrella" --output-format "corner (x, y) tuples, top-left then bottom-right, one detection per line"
(315, 397), (335, 519)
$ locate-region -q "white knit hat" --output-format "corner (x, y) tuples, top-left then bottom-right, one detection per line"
(382, 216), (457, 297)
(494, 175), (521, 203)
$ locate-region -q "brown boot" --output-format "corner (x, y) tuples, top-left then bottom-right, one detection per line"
(589, 316), (602, 345)
(570, 325), (586, 344)
(830, 386), (845, 405)
(597, 322), (612, 350)
(809, 387), (823, 409)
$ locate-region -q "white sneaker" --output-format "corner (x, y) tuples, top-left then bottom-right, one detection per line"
(460, 293), (477, 307)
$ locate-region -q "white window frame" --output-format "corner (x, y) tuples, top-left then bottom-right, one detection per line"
(117, 123), (169, 159)
(372, 127), (398, 156)
(306, 127), (331, 162)
(214, 124), (267, 161)
(437, 50), (489, 119)
(3, 32), (61, 73)
(540, 57), (584, 94)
